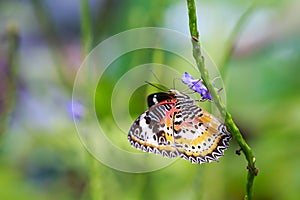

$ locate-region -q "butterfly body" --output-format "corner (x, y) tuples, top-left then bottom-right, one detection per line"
(128, 89), (231, 164)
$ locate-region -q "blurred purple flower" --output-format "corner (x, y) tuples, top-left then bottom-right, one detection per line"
(68, 100), (85, 120)
(182, 72), (212, 101)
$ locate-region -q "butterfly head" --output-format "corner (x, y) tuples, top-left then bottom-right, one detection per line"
(168, 89), (180, 96)
(147, 92), (174, 107)
(147, 90), (186, 108)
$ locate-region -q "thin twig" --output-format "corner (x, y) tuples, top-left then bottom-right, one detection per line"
(185, 1), (257, 199)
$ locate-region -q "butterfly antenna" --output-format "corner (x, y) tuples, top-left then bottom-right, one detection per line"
(211, 76), (223, 94)
(147, 68), (169, 91)
(172, 78), (177, 90)
(181, 79), (202, 93)
(149, 68), (164, 85)
(145, 81), (166, 91)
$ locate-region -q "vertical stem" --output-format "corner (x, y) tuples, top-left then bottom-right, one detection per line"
(31, 0), (72, 90)
(0, 25), (19, 137)
(187, 0), (199, 38)
(219, 3), (256, 77)
(80, 0), (93, 56)
(79, 1), (103, 200)
(87, 154), (103, 200)
(185, 1), (257, 199)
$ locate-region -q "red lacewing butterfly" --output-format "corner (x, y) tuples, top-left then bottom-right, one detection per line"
(128, 89), (231, 164)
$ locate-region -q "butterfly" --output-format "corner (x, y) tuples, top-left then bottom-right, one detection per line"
(128, 89), (231, 164)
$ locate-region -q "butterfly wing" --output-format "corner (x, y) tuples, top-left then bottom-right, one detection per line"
(173, 103), (231, 164)
(128, 90), (231, 164)
(128, 101), (179, 158)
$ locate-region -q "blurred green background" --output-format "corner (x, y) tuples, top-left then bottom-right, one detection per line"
(1, 0), (300, 199)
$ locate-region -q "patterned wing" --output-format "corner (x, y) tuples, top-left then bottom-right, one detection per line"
(173, 103), (231, 164)
(128, 101), (179, 158)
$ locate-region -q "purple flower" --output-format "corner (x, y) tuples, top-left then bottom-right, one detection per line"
(68, 100), (85, 120)
(181, 72), (212, 101)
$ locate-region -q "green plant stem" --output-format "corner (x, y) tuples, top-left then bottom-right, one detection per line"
(220, 3), (256, 77)
(80, 0), (93, 56)
(79, 1), (103, 200)
(187, 0), (199, 39)
(186, 1), (257, 200)
(31, 0), (72, 91)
